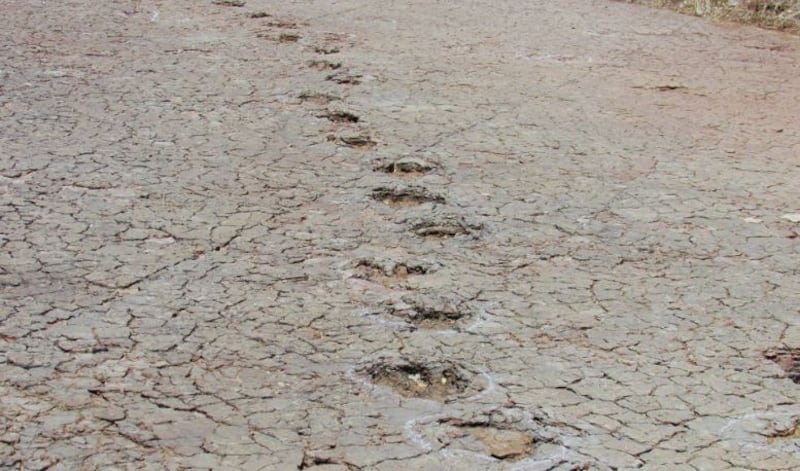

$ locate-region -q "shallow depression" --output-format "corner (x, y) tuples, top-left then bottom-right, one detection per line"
(353, 259), (432, 286)
(764, 347), (800, 384)
(339, 134), (376, 149)
(386, 293), (473, 330)
(412, 218), (478, 238)
(371, 186), (445, 208)
(376, 156), (439, 177)
(361, 358), (482, 401)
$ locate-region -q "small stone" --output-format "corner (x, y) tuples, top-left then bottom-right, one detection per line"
(469, 428), (533, 460)
(0, 432), (19, 444)
(93, 407), (126, 422)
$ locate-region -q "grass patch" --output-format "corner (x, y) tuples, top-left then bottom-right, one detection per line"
(626, 0), (800, 33)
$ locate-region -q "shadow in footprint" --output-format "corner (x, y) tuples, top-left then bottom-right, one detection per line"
(411, 217), (481, 239)
(313, 45), (340, 55)
(264, 19), (305, 28)
(326, 72), (361, 85)
(765, 347), (800, 384)
(308, 60), (342, 71)
(258, 32), (301, 43)
(299, 92), (339, 105)
(353, 259), (433, 286)
(319, 110), (359, 123)
(339, 135), (376, 150)
(376, 157), (439, 177)
(213, 0), (245, 7)
(360, 357), (482, 401)
(386, 293), (473, 330)
(371, 185), (445, 208)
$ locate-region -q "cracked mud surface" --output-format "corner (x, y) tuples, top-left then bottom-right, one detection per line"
(1, 0), (800, 469)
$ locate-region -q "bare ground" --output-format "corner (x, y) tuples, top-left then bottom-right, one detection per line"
(2, 0), (800, 469)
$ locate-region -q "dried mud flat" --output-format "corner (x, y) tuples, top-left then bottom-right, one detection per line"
(1, 0), (800, 469)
